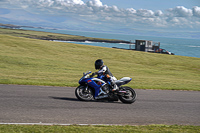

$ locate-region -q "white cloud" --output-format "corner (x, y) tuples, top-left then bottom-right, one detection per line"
(1, 0), (200, 31)
(154, 10), (163, 16)
(193, 6), (200, 17)
(87, 0), (103, 7)
(126, 8), (136, 14)
(136, 9), (154, 17)
(167, 6), (193, 17)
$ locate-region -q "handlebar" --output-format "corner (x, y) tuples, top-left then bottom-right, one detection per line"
(90, 72), (97, 78)
(83, 71), (92, 76)
(83, 71), (98, 78)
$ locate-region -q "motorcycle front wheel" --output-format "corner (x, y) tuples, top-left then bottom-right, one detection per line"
(118, 86), (136, 104)
(75, 85), (94, 101)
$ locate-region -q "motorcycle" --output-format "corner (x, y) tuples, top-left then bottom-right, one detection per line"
(75, 71), (136, 104)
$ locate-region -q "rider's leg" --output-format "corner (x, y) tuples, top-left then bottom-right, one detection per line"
(110, 76), (118, 91)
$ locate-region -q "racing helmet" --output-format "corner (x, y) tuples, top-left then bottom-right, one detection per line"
(95, 59), (104, 69)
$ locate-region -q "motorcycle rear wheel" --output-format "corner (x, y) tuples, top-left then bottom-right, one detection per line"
(75, 85), (94, 101)
(118, 86), (136, 104)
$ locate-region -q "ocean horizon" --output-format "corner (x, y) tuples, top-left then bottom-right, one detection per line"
(21, 27), (200, 58)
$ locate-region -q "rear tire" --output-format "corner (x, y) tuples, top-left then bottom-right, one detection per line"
(118, 86), (136, 104)
(75, 85), (94, 101)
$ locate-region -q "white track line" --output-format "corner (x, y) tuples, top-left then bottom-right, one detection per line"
(0, 123), (121, 126)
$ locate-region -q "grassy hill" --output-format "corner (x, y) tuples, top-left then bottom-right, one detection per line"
(0, 31), (200, 91)
(0, 27), (130, 43)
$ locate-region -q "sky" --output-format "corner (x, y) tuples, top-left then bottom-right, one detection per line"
(0, 0), (200, 38)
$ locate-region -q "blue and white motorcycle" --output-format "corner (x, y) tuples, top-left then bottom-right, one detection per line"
(75, 71), (136, 104)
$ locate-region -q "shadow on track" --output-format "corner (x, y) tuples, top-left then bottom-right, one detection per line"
(49, 96), (79, 101)
(49, 96), (121, 104)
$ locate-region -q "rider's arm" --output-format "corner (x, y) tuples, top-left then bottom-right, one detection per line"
(97, 66), (107, 75)
(106, 74), (110, 78)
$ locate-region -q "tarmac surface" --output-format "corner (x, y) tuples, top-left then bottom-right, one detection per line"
(0, 84), (200, 125)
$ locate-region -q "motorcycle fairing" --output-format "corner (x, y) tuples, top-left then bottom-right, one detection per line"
(115, 77), (132, 86)
(79, 77), (107, 98)
(91, 78), (107, 97)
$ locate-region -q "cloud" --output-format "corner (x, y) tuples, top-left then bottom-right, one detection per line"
(136, 9), (154, 17)
(1, 0), (200, 31)
(167, 6), (193, 17)
(154, 10), (163, 16)
(193, 6), (200, 17)
(87, 0), (103, 7)
(38, 0), (85, 6)
(126, 8), (136, 14)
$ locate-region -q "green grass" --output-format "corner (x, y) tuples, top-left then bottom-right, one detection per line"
(0, 27), (125, 42)
(0, 29), (200, 131)
(0, 32), (200, 90)
(0, 124), (200, 133)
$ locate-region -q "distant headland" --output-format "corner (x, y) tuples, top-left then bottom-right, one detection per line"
(0, 23), (130, 44)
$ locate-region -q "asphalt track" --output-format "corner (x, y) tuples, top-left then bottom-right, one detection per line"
(0, 84), (200, 125)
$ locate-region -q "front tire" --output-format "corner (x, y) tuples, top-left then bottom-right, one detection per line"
(118, 86), (136, 104)
(75, 85), (94, 101)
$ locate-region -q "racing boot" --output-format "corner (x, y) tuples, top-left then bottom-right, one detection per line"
(111, 81), (118, 92)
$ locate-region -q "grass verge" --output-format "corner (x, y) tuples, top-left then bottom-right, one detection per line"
(0, 31), (200, 90)
(0, 124), (200, 133)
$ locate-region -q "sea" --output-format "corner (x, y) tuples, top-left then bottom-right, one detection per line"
(21, 27), (200, 58)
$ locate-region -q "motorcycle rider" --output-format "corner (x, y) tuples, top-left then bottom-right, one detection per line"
(94, 59), (118, 92)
